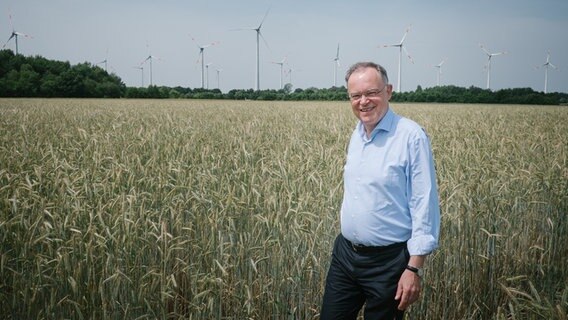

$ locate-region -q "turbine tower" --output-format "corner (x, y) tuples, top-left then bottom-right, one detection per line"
(382, 25), (414, 92)
(205, 63), (213, 89)
(2, 13), (32, 55)
(235, 7), (271, 91)
(541, 51), (556, 94)
(216, 68), (223, 90)
(434, 59), (445, 86)
(190, 34), (219, 89)
(480, 44), (506, 90)
(271, 56), (287, 89)
(333, 43), (340, 87)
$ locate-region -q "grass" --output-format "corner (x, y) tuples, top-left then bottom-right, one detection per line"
(1, 98), (566, 319)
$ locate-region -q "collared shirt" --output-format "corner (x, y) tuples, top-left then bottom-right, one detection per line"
(340, 107), (440, 256)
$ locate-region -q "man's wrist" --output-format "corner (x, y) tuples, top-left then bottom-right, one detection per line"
(406, 265), (424, 277)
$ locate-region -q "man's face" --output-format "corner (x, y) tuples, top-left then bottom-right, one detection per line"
(347, 67), (392, 133)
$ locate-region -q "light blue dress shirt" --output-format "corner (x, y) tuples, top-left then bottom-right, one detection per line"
(340, 107), (440, 256)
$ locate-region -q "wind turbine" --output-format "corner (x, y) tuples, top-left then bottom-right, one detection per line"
(286, 68), (294, 85)
(2, 13), (33, 55)
(140, 54), (161, 86)
(480, 44), (507, 90)
(271, 56), (287, 89)
(216, 68), (223, 90)
(97, 59), (108, 72)
(96, 49), (109, 72)
(434, 59), (445, 86)
(133, 66), (144, 87)
(382, 25), (414, 92)
(205, 63), (213, 89)
(234, 7), (271, 91)
(139, 42), (163, 86)
(285, 65), (301, 86)
(190, 34), (219, 89)
(540, 51), (556, 94)
(333, 43), (340, 87)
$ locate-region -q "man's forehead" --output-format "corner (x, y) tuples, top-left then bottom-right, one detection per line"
(348, 68), (381, 85)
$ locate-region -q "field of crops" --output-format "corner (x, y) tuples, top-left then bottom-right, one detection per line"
(1, 98), (567, 319)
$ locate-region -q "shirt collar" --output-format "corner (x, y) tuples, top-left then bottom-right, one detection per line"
(357, 107), (394, 141)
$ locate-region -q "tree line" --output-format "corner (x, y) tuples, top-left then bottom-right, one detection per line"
(0, 50), (125, 98)
(1, 50), (566, 105)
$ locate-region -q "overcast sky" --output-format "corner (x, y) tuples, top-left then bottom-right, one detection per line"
(2, 0), (567, 93)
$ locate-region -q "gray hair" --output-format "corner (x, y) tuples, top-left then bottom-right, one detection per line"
(344, 62), (389, 85)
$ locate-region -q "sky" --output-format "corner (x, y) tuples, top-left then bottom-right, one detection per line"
(1, 0), (567, 93)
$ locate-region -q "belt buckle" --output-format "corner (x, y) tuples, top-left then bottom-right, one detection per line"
(351, 242), (359, 252)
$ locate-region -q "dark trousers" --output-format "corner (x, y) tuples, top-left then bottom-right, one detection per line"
(320, 234), (408, 320)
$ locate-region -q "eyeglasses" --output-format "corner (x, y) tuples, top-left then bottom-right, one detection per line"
(348, 85), (387, 101)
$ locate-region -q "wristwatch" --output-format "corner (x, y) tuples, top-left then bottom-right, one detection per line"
(406, 265), (424, 277)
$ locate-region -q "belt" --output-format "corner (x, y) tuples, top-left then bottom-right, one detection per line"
(342, 235), (406, 254)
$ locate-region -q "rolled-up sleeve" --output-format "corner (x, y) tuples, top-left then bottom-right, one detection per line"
(406, 129), (441, 256)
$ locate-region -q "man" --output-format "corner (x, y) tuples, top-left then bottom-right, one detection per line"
(320, 62), (440, 320)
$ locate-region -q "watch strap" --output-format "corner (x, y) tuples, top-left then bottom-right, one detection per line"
(406, 265), (423, 276)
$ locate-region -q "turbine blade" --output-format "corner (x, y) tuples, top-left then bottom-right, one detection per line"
(3, 34), (15, 48)
(201, 41), (220, 49)
(546, 50), (551, 62)
(229, 27), (256, 32)
(8, 13), (14, 31)
(479, 44), (491, 56)
(400, 25), (411, 44)
(258, 6), (271, 29)
(188, 33), (201, 49)
(15, 31), (33, 39)
(140, 56), (151, 65)
(259, 31), (272, 54)
(272, 56), (287, 65)
(403, 46), (414, 64)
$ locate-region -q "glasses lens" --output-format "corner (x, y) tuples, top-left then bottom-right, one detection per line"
(350, 94), (361, 100)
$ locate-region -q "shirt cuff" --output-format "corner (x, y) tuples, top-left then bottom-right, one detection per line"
(407, 234), (438, 256)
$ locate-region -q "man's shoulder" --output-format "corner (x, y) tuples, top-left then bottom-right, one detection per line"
(392, 113), (426, 137)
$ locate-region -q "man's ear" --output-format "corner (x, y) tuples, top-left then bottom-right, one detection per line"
(386, 84), (394, 100)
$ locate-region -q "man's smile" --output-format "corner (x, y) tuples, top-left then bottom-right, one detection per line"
(359, 105), (376, 112)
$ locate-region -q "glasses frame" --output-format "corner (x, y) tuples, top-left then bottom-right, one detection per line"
(348, 84), (388, 101)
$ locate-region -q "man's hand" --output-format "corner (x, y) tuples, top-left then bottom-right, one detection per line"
(395, 269), (422, 310)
